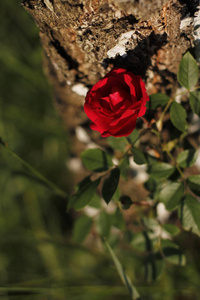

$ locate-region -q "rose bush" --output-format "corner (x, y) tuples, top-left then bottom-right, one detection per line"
(84, 68), (149, 137)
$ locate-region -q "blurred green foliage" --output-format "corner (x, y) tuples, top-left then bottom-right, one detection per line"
(0, 1), (200, 299)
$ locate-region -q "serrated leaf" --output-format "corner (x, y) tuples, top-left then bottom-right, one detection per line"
(161, 239), (186, 266)
(158, 181), (184, 211)
(96, 211), (111, 238)
(177, 149), (198, 168)
(170, 102), (187, 132)
(147, 93), (169, 110)
(180, 193), (200, 236)
(102, 167), (120, 204)
(69, 176), (100, 210)
(189, 91), (200, 116)
(105, 241), (141, 300)
(132, 147), (147, 165)
(178, 52), (199, 89)
(81, 148), (113, 172)
(187, 175), (200, 196)
(73, 215), (93, 243)
(149, 162), (175, 179)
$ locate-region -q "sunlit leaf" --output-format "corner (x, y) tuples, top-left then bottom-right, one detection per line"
(158, 181), (184, 211)
(189, 91), (200, 116)
(102, 167), (120, 204)
(180, 194), (200, 236)
(147, 93), (169, 109)
(163, 224), (180, 236)
(178, 52), (199, 89)
(81, 149), (113, 172)
(177, 149), (198, 168)
(149, 162), (175, 179)
(187, 175), (200, 196)
(170, 102), (187, 132)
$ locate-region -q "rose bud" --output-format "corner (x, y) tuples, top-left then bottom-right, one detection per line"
(84, 68), (149, 137)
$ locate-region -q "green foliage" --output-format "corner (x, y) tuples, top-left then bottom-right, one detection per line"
(180, 194), (200, 236)
(178, 51), (199, 89)
(161, 239), (186, 266)
(177, 149), (198, 168)
(69, 176), (101, 210)
(148, 162), (175, 179)
(187, 175), (200, 196)
(73, 215), (93, 243)
(132, 146), (147, 165)
(102, 167), (120, 204)
(170, 102), (187, 132)
(105, 241), (141, 300)
(158, 181), (184, 211)
(189, 91), (200, 116)
(147, 93), (169, 109)
(81, 148), (113, 172)
(96, 211), (112, 238)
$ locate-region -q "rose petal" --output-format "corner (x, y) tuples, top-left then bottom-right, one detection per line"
(103, 114), (137, 137)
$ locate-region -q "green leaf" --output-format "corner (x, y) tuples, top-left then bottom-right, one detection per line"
(177, 51), (199, 89)
(158, 181), (184, 211)
(102, 167), (120, 204)
(180, 193), (200, 236)
(131, 147), (147, 165)
(68, 176), (100, 210)
(177, 149), (198, 168)
(144, 178), (157, 192)
(119, 155), (129, 179)
(128, 129), (140, 145)
(73, 215), (93, 243)
(161, 239), (186, 266)
(187, 175), (200, 196)
(170, 102), (187, 132)
(147, 93), (169, 109)
(105, 241), (141, 300)
(81, 148), (113, 172)
(149, 162), (175, 179)
(113, 208), (125, 230)
(144, 252), (164, 281)
(163, 224), (180, 236)
(189, 91), (200, 116)
(96, 211), (111, 238)
(107, 136), (128, 152)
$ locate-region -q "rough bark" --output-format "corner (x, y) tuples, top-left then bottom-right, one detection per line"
(21, 0), (198, 144)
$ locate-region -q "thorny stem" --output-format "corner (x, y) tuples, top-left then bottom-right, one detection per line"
(0, 137), (68, 198)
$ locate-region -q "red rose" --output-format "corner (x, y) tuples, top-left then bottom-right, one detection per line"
(84, 68), (149, 137)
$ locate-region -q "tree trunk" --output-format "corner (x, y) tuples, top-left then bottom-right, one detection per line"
(21, 0), (198, 149)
